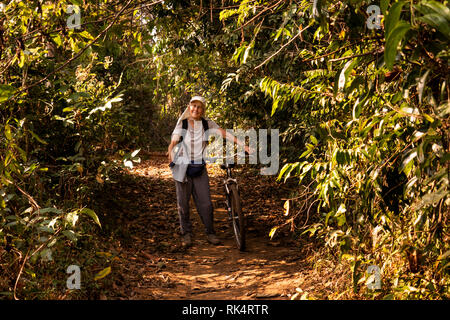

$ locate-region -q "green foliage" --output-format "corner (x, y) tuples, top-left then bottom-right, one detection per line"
(0, 0), (448, 299)
(0, 0), (148, 298)
(218, 0), (449, 298)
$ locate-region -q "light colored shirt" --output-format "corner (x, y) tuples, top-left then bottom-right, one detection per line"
(170, 119), (219, 182)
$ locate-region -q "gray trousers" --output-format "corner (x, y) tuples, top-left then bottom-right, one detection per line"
(174, 167), (215, 235)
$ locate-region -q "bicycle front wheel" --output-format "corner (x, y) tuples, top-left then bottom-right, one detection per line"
(228, 184), (246, 251)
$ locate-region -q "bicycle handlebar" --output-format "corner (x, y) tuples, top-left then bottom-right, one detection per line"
(169, 151), (250, 168)
(204, 151), (250, 164)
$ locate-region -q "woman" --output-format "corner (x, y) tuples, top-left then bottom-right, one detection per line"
(167, 96), (251, 247)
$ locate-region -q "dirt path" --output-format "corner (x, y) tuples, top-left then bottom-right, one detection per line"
(94, 153), (348, 300)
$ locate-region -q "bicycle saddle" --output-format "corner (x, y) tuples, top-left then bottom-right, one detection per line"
(220, 163), (235, 170)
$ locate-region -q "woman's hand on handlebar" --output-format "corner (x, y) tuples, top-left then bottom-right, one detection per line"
(244, 145), (255, 155)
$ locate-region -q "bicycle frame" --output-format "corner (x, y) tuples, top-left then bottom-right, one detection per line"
(223, 167), (238, 195)
(222, 166), (237, 218)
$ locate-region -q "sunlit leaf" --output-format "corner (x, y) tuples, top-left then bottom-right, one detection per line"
(269, 226), (278, 239)
(94, 267), (111, 281)
(417, 69), (431, 104)
(0, 84), (16, 102)
(284, 200), (290, 216)
(80, 208), (101, 228)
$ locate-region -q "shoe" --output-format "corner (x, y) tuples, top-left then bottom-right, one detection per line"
(181, 233), (192, 247)
(207, 234), (221, 245)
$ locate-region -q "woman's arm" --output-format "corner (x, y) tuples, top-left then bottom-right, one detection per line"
(218, 128), (253, 154)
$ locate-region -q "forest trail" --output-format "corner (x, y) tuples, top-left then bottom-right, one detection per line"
(94, 152), (347, 300)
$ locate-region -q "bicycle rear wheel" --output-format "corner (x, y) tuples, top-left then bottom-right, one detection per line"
(228, 184), (245, 251)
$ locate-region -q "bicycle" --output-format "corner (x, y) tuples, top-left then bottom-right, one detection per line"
(207, 152), (247, 251)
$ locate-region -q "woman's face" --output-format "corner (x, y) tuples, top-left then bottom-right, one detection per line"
(189, 100), (204, 120)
